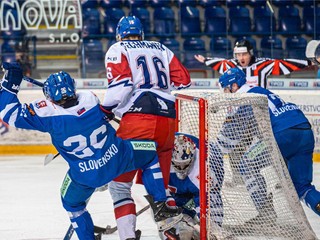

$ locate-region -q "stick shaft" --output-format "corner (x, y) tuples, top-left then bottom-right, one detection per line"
(22, 76), (44, 87)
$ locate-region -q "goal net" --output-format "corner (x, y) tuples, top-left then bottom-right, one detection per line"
(175, 91), (317, 240)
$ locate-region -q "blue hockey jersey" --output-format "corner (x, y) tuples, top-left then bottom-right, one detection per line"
(0, 90), (136, 188)
(237, 84), (309, 133)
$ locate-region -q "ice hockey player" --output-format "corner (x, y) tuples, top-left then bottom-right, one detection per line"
(169, 133), (225, 240)
(219, 67), (320, 218)
(102, 15), (190, 239)
(0, 62), (182, 240)
(195, 39), (312, 88)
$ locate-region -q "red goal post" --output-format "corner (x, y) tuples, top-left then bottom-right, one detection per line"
(174, 91), (317, 240)
(175, 93), (208, 240)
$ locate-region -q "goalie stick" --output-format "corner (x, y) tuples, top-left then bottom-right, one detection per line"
(63, 204), (150, 240)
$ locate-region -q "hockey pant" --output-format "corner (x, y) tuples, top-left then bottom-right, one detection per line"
(110, 113), (176, 239)
(60, 144), (167, 240)
(275, 124), (320, 216)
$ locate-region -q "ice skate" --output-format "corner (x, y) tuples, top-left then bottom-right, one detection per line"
(145, 195), (182, 222)
(95, 233), (102, 240)
(125, 229), (142, 240)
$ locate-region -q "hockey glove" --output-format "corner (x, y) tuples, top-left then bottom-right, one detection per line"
(100, 105), (115, 121)
(1, 62), (23, 95)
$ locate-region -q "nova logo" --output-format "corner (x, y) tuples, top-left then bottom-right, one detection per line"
(0, 0), (82, 43)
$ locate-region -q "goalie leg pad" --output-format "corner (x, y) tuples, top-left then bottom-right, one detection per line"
(176, 220), (196, 240)
(157, 213), (183, 232)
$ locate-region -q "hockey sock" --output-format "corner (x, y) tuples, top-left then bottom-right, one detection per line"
(114, 200), (137, 239)
(109, 181), (137, 239)
(69, 209), (95, 240)
(141, 156), (167, 202)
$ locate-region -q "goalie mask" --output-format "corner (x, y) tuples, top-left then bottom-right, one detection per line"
(43, 71), (77, 108)
(219, 68), (246, 92)
(234, 40), (254, 58)
(172, 134), (196, 180)
(116, 16), (144, 41)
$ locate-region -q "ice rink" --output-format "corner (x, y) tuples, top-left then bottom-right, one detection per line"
(0, 155), (319, 240)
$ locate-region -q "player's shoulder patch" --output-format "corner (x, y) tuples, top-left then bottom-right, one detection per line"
(77, 107), (86, 115)
(35, 100), (47, 109)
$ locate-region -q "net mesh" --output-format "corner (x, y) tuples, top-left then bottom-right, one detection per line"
(176, 91), (317, 240)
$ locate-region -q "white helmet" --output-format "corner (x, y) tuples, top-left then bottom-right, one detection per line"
(172, 134), (196, 180)
(306, 40), (320, 65)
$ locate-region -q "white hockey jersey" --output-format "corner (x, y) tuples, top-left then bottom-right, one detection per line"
(103, 40), (191, 117)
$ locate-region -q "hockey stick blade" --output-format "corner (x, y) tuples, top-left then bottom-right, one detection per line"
(44, 153), (60, 166)
(94, 204), (150, 235)
(22, 76), (44, 87)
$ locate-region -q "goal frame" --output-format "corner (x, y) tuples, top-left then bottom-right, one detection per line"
(174, 92), (318, 240)
(175, 93), (208, 240)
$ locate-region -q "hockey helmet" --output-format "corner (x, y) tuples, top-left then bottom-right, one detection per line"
(116, 16), (144, 41)
(234, 40), (254, 58)
(172, 134), (196, 180)
(306, 40), (320, 65)
(219, 68), (246, 91)
(43, 71), (77, 107)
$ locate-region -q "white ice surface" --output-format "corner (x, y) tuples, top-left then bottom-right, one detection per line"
(0, 155), (319, 240)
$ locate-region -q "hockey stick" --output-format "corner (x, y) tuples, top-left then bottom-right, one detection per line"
(93, 204), (151, 235)
(22, 75), (44, 87)
(44, 153), (60, 166)
(63, 205), (150, 240)
(63, 224), (74, 240)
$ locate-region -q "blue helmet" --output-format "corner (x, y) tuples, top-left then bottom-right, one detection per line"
(116, 16), (144, 41)
(43, 71), (76, 105)
(219, 68), (246, 90)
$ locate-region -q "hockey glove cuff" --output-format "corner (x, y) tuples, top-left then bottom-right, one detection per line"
(100, 105), (115, 121)
(1, 62), (23, 95)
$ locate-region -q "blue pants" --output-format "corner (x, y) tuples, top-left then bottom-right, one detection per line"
(60, 139), (166, 240)
(275, 123), (320, 216)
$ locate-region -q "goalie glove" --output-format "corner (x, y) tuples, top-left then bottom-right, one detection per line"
(1, 62), (23, 95)
(100, 105), (115, 121)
